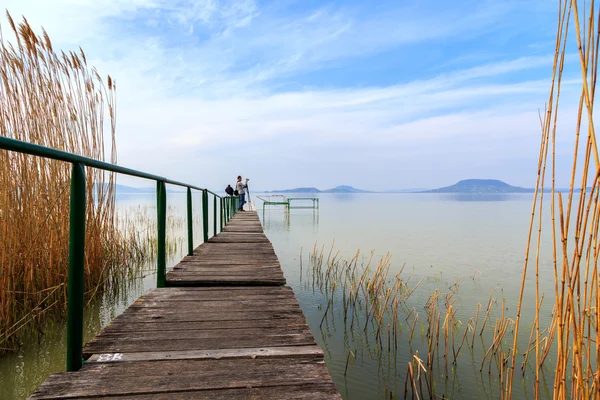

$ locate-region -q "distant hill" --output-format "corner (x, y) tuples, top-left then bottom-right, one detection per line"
(115, 184), (155, 194)
(322, 185), (372, 193)
(426, 179), (533, 193)
(94, 184), (184, 194)
(265, 185), (371, 193)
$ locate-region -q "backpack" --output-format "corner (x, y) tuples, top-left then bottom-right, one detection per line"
(233, 190), (239, 196)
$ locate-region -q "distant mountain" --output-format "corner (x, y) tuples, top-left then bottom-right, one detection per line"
(115, 184), (155, 194)
(94, 184), (184, 194)
(265, 185), (371, 193)
(426, 179), (533, 193)
(322, 185), (372, 193)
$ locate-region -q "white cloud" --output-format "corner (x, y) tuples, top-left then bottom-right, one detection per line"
(1, 0), (571, 190)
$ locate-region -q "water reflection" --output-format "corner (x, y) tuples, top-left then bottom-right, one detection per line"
(262, 208), (320, 233)
(441, 193), (530, 202)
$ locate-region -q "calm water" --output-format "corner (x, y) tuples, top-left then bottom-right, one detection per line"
(262, 193), (556, 399)
(0, 192), (560, 399)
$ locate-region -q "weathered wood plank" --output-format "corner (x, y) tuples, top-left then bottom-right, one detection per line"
(85, 345), (324, 363)
(83, 334), (317, 356)
(98, 317), (309, 333)
(208, 237), (271, 243)
(31, 358), (339, 399)
(83, 384), (341, 399)
(166, 277), (286, 286)
(100, 310), (304, 323)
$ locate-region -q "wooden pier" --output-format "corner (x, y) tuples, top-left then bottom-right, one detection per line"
(31, 211), (340, 399)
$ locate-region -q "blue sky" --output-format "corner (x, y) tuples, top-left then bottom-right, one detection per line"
(3, 0), (580, 190)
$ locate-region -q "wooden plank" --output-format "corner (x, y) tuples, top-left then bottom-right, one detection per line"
(170, 266), (282, 274)
(83, 333), (316, 356)
(99, 318), (309, 333)
(128, 299), (300, 309)
(108, 310), (304, 323)
(31, 358), (339, 399)
(166, 276), (286, 286)
(208, 237), (270, 243)
(140, 287), (292, 296)
(174, 260), (280, 266)
(141, 287), (294, 294)
(64, 384), (341, 399)
(192, 242), (273, 249)
(86, 345), (324, 363)
(84, 327), (314, 342)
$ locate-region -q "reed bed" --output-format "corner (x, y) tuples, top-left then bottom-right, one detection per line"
(0, 12), (139, 348)
(306, 244), (517, 398)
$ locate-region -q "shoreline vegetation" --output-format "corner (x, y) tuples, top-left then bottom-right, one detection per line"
(0, 13), (152, 348)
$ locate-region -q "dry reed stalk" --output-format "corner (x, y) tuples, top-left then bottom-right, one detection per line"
(480, 288), (498, 336)
(506, 1), (600, 398)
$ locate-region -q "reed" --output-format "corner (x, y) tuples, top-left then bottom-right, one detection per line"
(505, 1), (600, 398)
(307, 244), (521, 398)
(0, 12), (136, 347)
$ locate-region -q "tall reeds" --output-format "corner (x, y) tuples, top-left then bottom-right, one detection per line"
(506, 1), (600, 398)
(0, 12), (126, 346)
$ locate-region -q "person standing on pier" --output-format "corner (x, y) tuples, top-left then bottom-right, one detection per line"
(236, 175), (249, 211)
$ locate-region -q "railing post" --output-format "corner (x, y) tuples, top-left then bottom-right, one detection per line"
(66, 162), (86, 372)
(202, 189), (209, 243)
(220, 198), (224, 231)
(157, 180), (166, 288)
(187, 187), (193, 256)
(227, 197), (230, 222)
(213, 195), (217, 236)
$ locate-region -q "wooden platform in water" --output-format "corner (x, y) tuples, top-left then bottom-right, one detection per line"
(30, 211), (340, 399)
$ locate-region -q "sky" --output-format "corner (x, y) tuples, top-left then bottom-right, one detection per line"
(1, 0), (584, 191)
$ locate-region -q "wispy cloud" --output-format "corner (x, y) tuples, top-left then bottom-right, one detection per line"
(2, 0), (567, 190)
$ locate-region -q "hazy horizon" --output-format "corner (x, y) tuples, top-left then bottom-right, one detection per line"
(118, 177), (560, 193)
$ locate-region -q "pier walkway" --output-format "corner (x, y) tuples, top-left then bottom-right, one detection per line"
(31, 211), (340, 399)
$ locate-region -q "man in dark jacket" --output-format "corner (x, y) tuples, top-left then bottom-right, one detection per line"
(225, 184), (234, 196)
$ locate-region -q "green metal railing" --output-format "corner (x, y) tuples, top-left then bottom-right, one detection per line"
(257, 195), (319, 212)
(0, 136), (240, 372)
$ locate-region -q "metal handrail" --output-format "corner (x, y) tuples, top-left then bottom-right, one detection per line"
(257, 195), (319, 212)
(0, 135), (240, 371)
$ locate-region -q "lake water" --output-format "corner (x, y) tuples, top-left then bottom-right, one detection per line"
(0, 192), (560, 399)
